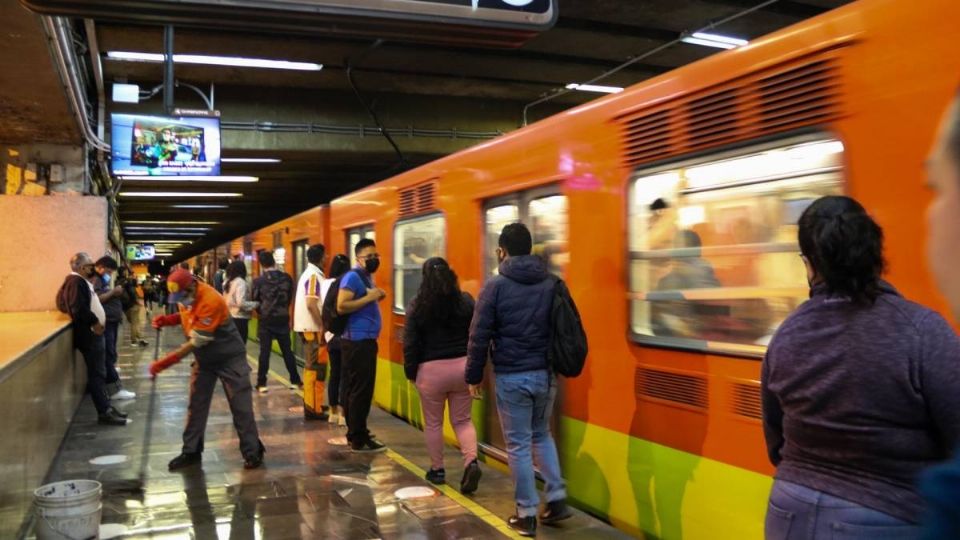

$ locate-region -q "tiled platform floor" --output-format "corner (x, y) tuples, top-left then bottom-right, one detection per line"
(26, 323), (632, 539)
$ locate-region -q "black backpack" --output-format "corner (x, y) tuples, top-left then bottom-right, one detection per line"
(548, 277), (588, 377)
(321, 277), (346, 337)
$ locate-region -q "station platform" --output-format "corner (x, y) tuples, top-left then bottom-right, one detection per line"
(31, 323), (631, 539)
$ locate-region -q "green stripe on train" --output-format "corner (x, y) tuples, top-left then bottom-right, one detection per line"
(372, 357), (771, 539)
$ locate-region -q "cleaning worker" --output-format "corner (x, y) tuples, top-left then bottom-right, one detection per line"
(150, 267), (265, 470)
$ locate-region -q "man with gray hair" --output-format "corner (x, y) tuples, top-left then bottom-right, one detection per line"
(56, 252), (126, 426)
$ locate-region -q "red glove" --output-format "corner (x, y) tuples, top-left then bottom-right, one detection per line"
(150, 351), (182, 378)
(152, 313), (181, 329)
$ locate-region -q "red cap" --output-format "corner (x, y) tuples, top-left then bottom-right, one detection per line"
(166, 268), (195, 303)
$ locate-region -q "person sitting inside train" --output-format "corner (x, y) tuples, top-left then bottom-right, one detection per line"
(650, 230), (720, 338)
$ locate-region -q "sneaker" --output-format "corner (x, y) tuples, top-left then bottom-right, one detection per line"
(328, 412), (339, 424)
(540, 499), (573, 525)
(244, 440), (266, 470)
(460, 459), (482, 495)
(168, 452), (202, 470)
(338, 414), (346, 427)
(256, 385), (268, 394)
(304, 409), (329, 421)
(350, 439), (387, 453)
(97, 409), (127, 426)
(425, 468), (445, 485)
(111, 389), (136, 400)
(507, 515), (536, 537)
(138, 340), (149, 347)
(290, 383), (302, 390)
(108, 406), (128, 419)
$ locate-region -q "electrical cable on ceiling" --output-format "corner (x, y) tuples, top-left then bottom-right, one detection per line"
(521, 0), (781, 125)
(345, 39), (409, 172)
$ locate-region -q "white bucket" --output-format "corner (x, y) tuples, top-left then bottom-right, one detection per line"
(33, 480), (102, 540)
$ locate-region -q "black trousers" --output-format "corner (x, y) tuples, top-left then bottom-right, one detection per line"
(328, 342), (343, 408)
(78, 335), (111, 414)
(257, 323), (301, 387)
(341, 339), (378, 446)
(103, 320), (121, 387)
(233, 317), (249, 344)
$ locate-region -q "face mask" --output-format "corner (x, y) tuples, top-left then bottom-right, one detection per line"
(102, 273), (111, 285)
(364, 258), (380, 274)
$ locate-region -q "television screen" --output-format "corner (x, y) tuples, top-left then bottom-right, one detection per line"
(111, 113), (221, 176)
(126, 244), (156, 260)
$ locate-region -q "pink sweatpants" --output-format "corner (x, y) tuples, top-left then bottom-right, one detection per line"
(415, 357), (478, 470)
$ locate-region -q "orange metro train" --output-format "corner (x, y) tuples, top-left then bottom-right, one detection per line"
(190, 1), (960, 537)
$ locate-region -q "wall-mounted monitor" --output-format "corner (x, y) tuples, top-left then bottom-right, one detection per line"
(111, 113), (221, 176)
(126, 244), (156, 260)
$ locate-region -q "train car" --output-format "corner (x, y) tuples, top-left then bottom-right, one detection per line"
(209, 0), (960, 537)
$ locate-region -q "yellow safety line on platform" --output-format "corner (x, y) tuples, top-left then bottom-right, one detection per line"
(245, 355), (522, 539)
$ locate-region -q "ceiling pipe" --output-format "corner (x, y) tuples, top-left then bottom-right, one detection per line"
(41, 16), (111, 152)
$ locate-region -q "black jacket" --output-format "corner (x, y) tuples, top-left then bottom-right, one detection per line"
(56, 274), (99, 349)
(403, 292), (475, 381)
(466, 255), (553, 385)
(252, 269), (294, 326)
(94, 274), (124, 323)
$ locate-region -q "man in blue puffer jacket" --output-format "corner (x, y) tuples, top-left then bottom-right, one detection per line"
(466, 223), (572, 537)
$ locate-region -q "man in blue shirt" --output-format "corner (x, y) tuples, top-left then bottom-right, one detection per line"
(337, 238), (387, 452)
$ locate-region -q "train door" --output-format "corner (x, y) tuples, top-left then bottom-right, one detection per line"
(291, 238), (309, 361)
(480, 188), (569, 459)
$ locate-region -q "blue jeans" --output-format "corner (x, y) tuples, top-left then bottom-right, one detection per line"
(495, 370), (566, 517)
(766, 480), (921, 539)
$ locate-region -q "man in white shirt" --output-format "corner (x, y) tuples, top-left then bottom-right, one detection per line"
(293, 244), (329, 420)
(56, 252), (126, 425)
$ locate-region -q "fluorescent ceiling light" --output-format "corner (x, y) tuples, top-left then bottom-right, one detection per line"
(125, 231), (206, 236)
(221, 158), (281, 163)
(128, 240), (194, 244)
(171, 204), (229, 209)
(124, 226), (211, 231)
(118, 175), (258, 183)
(119, 192), (242, 197)
(681, 32), (748, 50)
(125, 220), (220, 225)
(565, 83), (623, 94)
(105, 51), (323, 71)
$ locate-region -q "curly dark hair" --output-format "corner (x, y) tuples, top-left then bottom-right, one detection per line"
(225, 260), (247, 283)
(798, 195), (886, 304)
(408, 257), (464, 323)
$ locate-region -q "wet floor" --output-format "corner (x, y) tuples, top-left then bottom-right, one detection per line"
(28, 322), (632, 539)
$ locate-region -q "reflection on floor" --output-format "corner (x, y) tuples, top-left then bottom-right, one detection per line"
(33, 324), (632, 539)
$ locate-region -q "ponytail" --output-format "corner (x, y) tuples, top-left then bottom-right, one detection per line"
(798, 196), (885, 303)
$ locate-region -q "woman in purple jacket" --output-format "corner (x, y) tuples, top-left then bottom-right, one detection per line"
(761, 195), (960, 539)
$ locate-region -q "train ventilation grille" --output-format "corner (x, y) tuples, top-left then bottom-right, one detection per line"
(398, 179), (438, 218)
(635, 368), (707, 409)
(617, 48), (844, 168)
(731, 382), (762, 420)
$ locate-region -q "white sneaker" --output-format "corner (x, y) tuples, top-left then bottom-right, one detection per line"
(111, 389), (136, 400)
(257, 385), (269, 394)
(338, 414), (346, 427)
(328, 413), (339, 424)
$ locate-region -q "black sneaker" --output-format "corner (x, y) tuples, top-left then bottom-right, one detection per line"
(460, 459), (482, 495)
(350, 439), (387, 453)
(97, 409), (127, 426)
(304, 409), (329, 421)
(108, 406), (128, 419)
(507, 515), (536, 537)
(243, 441), (266, 470)
(425, 468), (445, 484)
(138, 340), (149, 347)
(168, 452), (202, 470)
(540, 499), (573, 525)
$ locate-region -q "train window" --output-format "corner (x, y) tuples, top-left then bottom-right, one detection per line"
(394, 214), (446, 313)
(628, 136), (845, 357)
(484, 190), (568, 278)
(347, 225), (376, 268)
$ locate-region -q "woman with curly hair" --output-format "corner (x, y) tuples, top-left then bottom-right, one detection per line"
(403, 257), (481, 494)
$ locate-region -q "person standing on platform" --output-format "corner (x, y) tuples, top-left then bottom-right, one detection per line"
(150, 267), (265, 470)
(466, 223), (571, 537)
(337, 238), (388, 453)
(213, 258), (228, 294)
(56, 252), (127, 426)
(223, 260), (256, 344)
(323, 255), (351, 426)
(921, 91), (960, 539)
(119, 266), (148, 347)
(404, 257), (481, 493)
(294, 244), (329, 421)
(251, 251), (302, 392)
(94, 256), (136, 401)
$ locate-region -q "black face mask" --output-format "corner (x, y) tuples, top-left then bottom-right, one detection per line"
(364, 258), (380, 274)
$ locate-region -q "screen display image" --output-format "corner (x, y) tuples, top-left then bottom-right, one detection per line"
(126, 244), (156, 261)
(111, 113), (221, 176)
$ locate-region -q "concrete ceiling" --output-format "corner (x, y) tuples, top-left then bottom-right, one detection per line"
(0, 0), (79, 145)
(8, 0), (853, 261)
